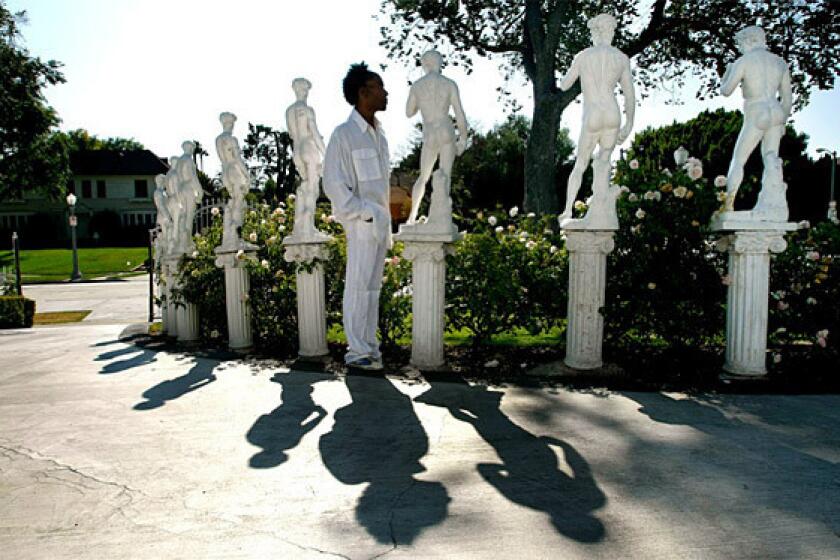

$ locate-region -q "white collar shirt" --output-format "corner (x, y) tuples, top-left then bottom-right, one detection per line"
(323, 109), (390, 227)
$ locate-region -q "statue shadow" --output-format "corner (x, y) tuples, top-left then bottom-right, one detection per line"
(95, 345), (158, 375)
(416, 376), (607, 543)
(246, 371), (331, 469)
(319, 374), (450, 546)
(133, 357), (217, 410)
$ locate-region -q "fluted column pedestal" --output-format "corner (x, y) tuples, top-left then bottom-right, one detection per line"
(713, 220), (795, 377)
(563, 230), (615, 370)
(215, 248), (255, 351)
(162, 257), (179, 337)
(395, 229), (460, 370)
(283, 236), (332, 358)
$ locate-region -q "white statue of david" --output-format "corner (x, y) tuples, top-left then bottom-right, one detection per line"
(559, 13), (635, 230)
(216, 112), (256, 250)
(286, 78), (328, 241)
(720, 25), (793, 222)
(405, 49), (467, 231)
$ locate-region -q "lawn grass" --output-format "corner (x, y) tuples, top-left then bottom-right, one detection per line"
(0, 247), (149, 283)
(33, 310), (92, 325)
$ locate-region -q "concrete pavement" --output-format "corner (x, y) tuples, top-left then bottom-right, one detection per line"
(21, 274), (152, 325)
(1, 280), (839, 559)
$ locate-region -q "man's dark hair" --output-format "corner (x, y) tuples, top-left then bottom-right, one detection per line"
(342, 62), (379, 105)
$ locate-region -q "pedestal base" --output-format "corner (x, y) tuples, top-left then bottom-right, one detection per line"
(562, 230), (615, 370)
(215, 248), (254, 351)
(176, 302), (199, 342)
(284, 237), (332, 358)
(713, 224), (793, 377)
(396, 229), (460, 370)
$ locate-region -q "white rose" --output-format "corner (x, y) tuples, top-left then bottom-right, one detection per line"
(509, 206), (519, 217)
(527, 212), (536, 218)
(647, 282), (656, 290)
(635, 208), (646, 219)
(525, 240), (536, 249)
(628, 193), (638, 202)
(674, 186), (688, 198)
(687, 165), (703, 180)
(495, 226), (503, 233)
(261, 259), (270, 269)
(488, 216), (497, 226)
(249, 232), (258, 242)
(211, 207), (220, 216)
(574, 200), (587, 211)
(550, 245), (558, 254)
(629, 159), (639, 169)
(714, 175), (727, 188)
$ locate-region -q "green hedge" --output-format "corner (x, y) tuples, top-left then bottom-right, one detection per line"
(0, 296), (36, 328)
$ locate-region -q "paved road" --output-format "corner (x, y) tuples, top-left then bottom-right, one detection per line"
(1, 279), (839, 558)
(22, 274), (153, 325)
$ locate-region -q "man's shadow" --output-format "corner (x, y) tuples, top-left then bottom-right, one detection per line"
(246, 371), (329, 468)
(133, 358), (217, 410)
(416, 377), (606, 543)
(319, 374), (450, 545)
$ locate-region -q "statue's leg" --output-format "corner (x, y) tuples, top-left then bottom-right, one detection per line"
(561, 131), (598, 219)
(592, 131), (618, 197)
(438, 144), (457, 198)
(725, 123), (763, 211)
(408, 145), (438, 224)
(760, 124), (783, 163)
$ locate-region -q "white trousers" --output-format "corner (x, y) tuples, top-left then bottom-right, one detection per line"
(343, 220), (387, 363)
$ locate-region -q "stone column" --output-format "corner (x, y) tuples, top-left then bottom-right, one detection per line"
(715, 228), (792, 376)
(396, 230), (459, 370)
(563, 230), (615, 370)
(162, 257), (179, 337)
(215, 248), (255, 351)
(283, 237), (332, 358)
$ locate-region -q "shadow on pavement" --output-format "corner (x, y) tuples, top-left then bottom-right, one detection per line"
(246, 371), (330, 468)
(416, 375), (607, 543)
(319, 374), (450, 546)
(622, 392), (840, 544)
(133, 358), (218, 410)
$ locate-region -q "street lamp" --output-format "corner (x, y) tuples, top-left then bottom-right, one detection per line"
(66, 193), (83, 281)
(816, 148), (838, 224)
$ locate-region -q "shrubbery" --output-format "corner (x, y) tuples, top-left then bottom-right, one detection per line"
(170, 149), (837, 377)
(0, 295), (35, 328)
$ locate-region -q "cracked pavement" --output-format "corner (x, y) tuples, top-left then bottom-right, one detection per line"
(1, 282), (839, 558)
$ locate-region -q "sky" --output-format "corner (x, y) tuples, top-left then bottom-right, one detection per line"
(8, 0), (840, 178)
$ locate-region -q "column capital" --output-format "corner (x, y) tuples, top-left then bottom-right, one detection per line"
(716, 231), (788, 255)
(282, 238), (331, 264)
(564, 230), (615, 254)
(401, 241), (456, 263)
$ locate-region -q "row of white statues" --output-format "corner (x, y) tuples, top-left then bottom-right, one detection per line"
(153, 16), (795, 377)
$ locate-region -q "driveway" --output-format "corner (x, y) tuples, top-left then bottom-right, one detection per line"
(21, 274), (152, 325)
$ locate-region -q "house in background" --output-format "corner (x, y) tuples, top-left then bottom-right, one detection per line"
(0, 149), (168, 246)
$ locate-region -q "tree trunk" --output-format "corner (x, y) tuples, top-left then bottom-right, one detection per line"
(524, 90), (562, 214)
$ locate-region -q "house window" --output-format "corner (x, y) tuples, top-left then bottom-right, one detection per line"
(81, 180), (92, 198)
(134, 179), (149, 199)
(66, 180), (76, 195)
(96, 180), (106, 198)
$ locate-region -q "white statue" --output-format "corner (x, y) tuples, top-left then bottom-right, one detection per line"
(405, 49), (467, 227)
(720, 25), (793, 222)
(558, 13), (635, 229)
(286, 78), (328, 240)
(175, 141), (204, 253)
(216, 112), (256, 250)
(164, 156), (186, 254)
(153, 174), (173, 256)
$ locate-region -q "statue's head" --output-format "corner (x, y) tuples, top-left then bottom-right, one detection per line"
(735, 25), (766, 54)
(420, 50), (443, 73)
(292, 77), (312, 99)
(168, 155), (178, 167)
(155, 174), (165, 189)
(182, 140), (195, 155)
(588, 13), (617, 46)
(219, 111), (237, 131)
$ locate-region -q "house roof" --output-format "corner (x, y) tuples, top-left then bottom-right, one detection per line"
(70, 150), (170, 176)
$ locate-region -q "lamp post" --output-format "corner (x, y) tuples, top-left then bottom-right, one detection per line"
(816, 148), (838, 224)
(66, 193), (82, 281)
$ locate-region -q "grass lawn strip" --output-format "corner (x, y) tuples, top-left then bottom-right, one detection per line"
(33, 310), (92, 324)
(0, 247), (148, 283)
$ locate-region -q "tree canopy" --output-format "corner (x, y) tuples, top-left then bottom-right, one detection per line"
(0, 3), (68, 202)
(242, 123), (297, 203)
(60, 128), (146, 152)
(379, 0), (840, 213)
